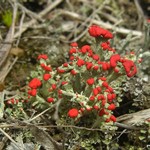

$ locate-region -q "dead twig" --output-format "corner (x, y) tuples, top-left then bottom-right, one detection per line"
(98, 11), (119, 24)
(65, 0), (111, 42)
(114, 122), (142, 130)
(28, 107), (53, 122)
(16, 1), (44, 22)
(16, 10), (25, 46)
(134, 0), (145, 29)
(60, 10), (142, 37)
(14, 0), (63, 38)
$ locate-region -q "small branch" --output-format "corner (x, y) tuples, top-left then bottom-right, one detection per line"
(60, 10), (142, 37)
(0, 121), (103, 132)
(14, 0), (63, 38)
(28, 106), (53, 122)
(65, 0), (111, 42)
(98, 11), (118, 23)
(16, 1), (44, 22)
(53, 99), (62, 121)
(110, 129), (127, 144)
(134, 0), (145, 29)
(16, 10), (25, 46)
(114, 122), (141, 130)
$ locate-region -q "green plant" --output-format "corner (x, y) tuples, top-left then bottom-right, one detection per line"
(2, 10), (13, 27)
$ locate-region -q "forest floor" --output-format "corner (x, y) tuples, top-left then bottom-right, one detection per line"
(0, 0), (150, 150)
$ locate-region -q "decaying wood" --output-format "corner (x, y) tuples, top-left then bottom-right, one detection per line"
(117, 108), (150, 125)
(0, 27), (13, 69)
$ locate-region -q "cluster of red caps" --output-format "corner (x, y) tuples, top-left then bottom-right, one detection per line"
(28, 55), (56, 103)
(27, 25), (137, 124)
(65, 25), (137, 122)
(68, 76), (117, 122)
(6, 98), (28, 105)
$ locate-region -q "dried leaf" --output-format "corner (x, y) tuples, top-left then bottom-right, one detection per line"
(10, 47), (24, 57)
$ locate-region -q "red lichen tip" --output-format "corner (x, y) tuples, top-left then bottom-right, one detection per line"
(102, 81), (109, 88)
(77, 59), (85, 67)
(68, 108), (79, 118)
(37, 54), (48, 60)
(92, 54), (100, 61)
(43, 74), (51, 81)
(40, 64), (52, 71)
(81, 45), (91, 54)
(110, 54), (121, 68)
(88, 25), (113, 39)
(99, 108), (109, 116)
(147, 19), (150, 23)
(107, 103), (116, 110)
(47, 97), (54, 103)
(92, 88), (99, 96)
(51, 84), (57, 90)
(70, 69), (77, 75)
(28, 89), (37, 96)
(70, 42), (78, 47)
(101, 42), (110, 50)
(69, 48), (77, 54)
(89, 95), (95, 101)
(57, 68), (65, 73)
(29, 78), (42, 89)
(61, 81), (68, 85)
(122, 60), (137, 77)
(86, 62), (93, 70)
(87, 78), (95, 85)
(110, 115), (116, 122)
